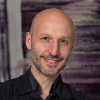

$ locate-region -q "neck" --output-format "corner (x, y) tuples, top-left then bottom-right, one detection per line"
(31, 64), (59, 99)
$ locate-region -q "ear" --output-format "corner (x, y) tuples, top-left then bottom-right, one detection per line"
(70, 39), (74, 55)
(26, 32), (31, 50)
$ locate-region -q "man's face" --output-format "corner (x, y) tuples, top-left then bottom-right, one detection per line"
(30, 15), (74, 77)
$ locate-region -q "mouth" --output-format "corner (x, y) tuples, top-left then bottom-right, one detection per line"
(42, 57), (63, 66)
(45, 59), (61, 62)
(46, 59), (58, 63)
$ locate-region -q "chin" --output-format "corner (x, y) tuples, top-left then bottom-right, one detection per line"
(42, 71), (59, 77)
(41, 66), (60, 77)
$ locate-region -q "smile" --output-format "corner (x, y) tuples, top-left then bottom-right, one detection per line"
(43, 57), (62, 65)
(46, 59), (58, 63)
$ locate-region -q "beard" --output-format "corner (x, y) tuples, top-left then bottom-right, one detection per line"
(31, 45), (69, 77)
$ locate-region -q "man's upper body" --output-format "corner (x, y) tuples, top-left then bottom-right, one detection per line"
(0, 8), (92, 100)
(0, 68), (91, 100)
(25, 8), (75, 99)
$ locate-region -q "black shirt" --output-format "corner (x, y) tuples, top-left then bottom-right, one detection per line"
(29, 69), (61, 100)
(0, 68), (92, 100)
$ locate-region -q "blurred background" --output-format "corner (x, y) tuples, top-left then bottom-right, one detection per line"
(0, 0), (100, 100)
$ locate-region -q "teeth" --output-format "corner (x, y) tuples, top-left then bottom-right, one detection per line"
(47, 59), (56, 62)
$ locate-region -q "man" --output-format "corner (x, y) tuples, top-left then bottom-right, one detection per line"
(0, 8), (91, 100)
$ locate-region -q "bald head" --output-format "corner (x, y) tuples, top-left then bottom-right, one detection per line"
(30, 8), (74, 38)
(26, 8), (75, 76)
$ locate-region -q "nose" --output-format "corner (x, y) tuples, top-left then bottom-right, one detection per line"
(49, 41), (60, 56)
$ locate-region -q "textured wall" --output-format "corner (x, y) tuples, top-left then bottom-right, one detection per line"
(0, 0), (10, 82)
(7, 0), (23, 79)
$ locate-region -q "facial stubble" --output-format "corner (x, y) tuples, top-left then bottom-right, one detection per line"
(31, 44), (70, 77)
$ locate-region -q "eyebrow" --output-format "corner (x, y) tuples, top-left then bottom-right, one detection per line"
(61, 36), (70, 39)
(39, 34), (50, 37)
(38, 33), (70, 40)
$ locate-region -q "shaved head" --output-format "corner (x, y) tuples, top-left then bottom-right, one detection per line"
(30, 8), (74, 40)
(26, 8), (75, 77)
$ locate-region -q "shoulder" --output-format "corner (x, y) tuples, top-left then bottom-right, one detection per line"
(0, 69), (30, 89)
(0, 78), (16, 91)
(0, 70), (29, 100)
(63, 83), (91, 100)
(0, 78), (17, 100)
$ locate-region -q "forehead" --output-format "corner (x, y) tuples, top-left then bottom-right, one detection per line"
(32, 11), (74, 39)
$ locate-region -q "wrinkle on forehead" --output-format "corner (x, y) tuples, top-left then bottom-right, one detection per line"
(30, 8), (74, 39)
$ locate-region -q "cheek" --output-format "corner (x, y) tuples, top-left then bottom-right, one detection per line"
(60, 47), (71, 58)
(34, 43), (50, 55)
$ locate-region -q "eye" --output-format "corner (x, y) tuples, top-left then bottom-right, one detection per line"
(42, 37), (49, 40)
(62, 40), (67, 43)
(60, 39), (68, 46)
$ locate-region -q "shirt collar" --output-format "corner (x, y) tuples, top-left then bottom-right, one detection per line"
(29, 69), (73, 99)
(29, 68), (61, 95)
(15, 68), (73, 99)
(29, 69), (40, 94)
(49, 74), (61, 94)
(15, 69), (32, 95)
(54, 75), (73, 99)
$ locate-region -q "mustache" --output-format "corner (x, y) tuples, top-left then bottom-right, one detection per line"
(40, 54), (64, 60)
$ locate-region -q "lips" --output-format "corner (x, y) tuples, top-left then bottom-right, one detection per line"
(45, 59), (60, 63)
(42, 57), (63, 67)
(46, 59), (57, 63)
(40, 54), (63, 66)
